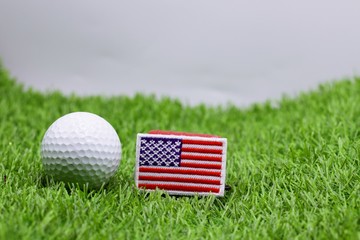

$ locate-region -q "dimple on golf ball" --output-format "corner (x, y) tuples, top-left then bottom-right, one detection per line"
(41, 112), (121, 188)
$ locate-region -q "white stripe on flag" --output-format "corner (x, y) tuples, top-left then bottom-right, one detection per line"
(181, 144), (224, 150)
(180, 152), (223, 158)
(138, 180), (220, 189)
(180, 160), (223, 166)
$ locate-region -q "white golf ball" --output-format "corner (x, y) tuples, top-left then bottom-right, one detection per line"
(41, 112), (121, 188)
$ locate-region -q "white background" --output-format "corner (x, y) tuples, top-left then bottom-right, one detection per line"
(0, 1), (359, 105)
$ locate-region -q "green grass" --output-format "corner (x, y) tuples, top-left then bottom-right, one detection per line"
(0, 65), (359, 240)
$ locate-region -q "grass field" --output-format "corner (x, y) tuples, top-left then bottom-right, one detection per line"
(0, 65), (359, 239)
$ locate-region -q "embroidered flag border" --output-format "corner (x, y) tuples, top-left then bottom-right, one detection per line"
(135, 131), (227, 196)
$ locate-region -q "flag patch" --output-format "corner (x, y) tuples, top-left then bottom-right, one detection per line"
(135, 131), (227, 196)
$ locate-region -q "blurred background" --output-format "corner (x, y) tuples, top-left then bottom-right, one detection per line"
(0, 0), (359, 106)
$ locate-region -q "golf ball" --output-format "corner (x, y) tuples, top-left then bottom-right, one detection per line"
(41, 112), (121, 188)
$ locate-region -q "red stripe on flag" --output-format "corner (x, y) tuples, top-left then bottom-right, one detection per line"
(181, 153), (222, 162)
(138, 175), (221, 185)
(182, 139), (223, 146)
(138, 183), (220, 193)
(182, 147), (223, 154)
(148, 130), (220, 138)
(139, 167), (221, 177)
(180, 162), (222, 169)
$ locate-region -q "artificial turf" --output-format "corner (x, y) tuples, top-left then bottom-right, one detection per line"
(0, 65), (359, 239)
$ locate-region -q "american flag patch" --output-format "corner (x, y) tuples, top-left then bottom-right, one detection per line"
(135, 130), (227, 196)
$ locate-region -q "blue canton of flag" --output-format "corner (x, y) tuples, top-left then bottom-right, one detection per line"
(139, 137), (182, 167)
